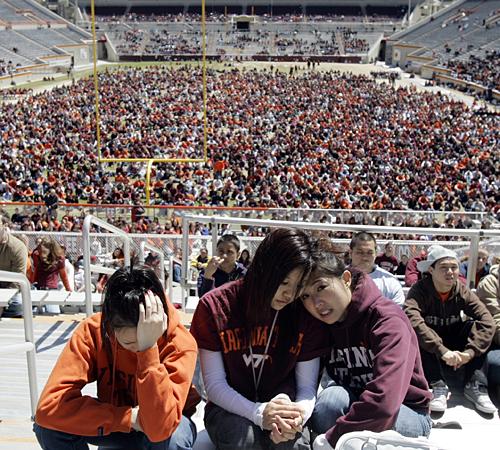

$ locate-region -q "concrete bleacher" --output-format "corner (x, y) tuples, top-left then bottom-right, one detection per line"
(103, 18), (387, 59)
(0, 0), (60, 24)
(0, 288), (102, 312)
(0, 0), (92, 78)
(0, 30), (57, 60)
(390, 0), (500, 86)
(16, 28), (79, 47)
(0, 2), (22, 22)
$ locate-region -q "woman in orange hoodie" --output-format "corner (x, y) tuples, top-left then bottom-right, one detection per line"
(34, 266), (199, 450)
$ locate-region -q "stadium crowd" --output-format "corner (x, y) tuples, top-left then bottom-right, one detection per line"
(446, 50), (500, 91)
(108, 26), (370, 57)
(94, 11), (404, 24)
(3, 204), (493, 237)
(0, 66), (498, 222)
(0, 60), (18, 76)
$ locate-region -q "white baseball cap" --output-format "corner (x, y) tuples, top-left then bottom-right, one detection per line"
(417, 245), (459, 273)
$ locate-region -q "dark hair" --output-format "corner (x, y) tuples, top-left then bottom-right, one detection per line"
(217, 234), (241, 253)
(349, 231), (377, 250)
(238, 248), (251, 267)
(101, 265), (168, 334)
(243, 228), (314, 327)
(311, 238), (363, 290)
(112, 247), (125, 259)
(38, 237), (65, 270)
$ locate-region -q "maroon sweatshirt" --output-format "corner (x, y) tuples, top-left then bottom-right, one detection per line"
(324, 273), (431, 447)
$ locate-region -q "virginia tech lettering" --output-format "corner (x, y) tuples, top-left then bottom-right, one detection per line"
(219, 326), (304, 357)
(328, 346), (375, 390)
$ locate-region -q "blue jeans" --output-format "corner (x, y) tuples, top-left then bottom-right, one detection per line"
(34, 415), (196, 450)
(486, 347), (500, 386)
(204, 403), (310, 450)
(173, 264), (182, 283)
(310, 385), (432, 438)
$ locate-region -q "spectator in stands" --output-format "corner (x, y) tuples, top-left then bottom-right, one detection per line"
(34, 265), (199, 450)
(301, 240), (431, 449)
(405, 250), (428, 287)
(99, 247), (125, 268)
(190, 228), (328, 450)
(375, 242), (399, 274)
(476, 263), (500, 392)
(44, 188), (59, 219)
(1, 68), (498, 222)
(30, 237), (72, 314)
(349, 232), (405, 307)
(59, 245), (75, 292)
(0, 215), (28, 318)
(404, 245), (496, 414)
(237, 248), (252, 268)
(172, 247), (183, 283)
(460, 248), (490, 288)
(73, 259), (85, 292)
(396, 254), (409, 277)
(191, 247), (209, 272)
(197, 234), (246, 297)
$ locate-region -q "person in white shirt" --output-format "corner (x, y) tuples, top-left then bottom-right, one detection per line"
(349, 232), (405, 307)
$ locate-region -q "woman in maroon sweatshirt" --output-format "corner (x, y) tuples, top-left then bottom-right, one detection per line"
(300, 240), (432, 450)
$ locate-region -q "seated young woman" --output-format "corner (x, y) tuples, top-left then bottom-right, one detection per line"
(300, 240), (432, 450)
(190, 228), (329, 450)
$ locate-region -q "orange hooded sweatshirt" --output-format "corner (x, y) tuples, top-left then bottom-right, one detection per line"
(35, 301), (199, 443)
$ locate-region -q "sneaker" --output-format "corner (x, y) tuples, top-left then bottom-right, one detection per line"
(1, 302), (23, 318)
(429, 380), (450, 412)
(464, 371), (497, 414)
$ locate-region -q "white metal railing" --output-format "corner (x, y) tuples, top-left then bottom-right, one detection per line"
(0, 271), (38, 418)
(11, 230), (499, 269)
(180, 214), (500, 307)
(82, 215), (131, 317)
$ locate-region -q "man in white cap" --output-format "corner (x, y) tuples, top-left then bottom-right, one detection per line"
(404, 245), (496, 414)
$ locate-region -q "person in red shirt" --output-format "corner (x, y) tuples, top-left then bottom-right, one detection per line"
(191, 228), (329, 450)
(375, 242), (399, 274)
(301, 241), (431, 449)
(31, 237), (72, 313)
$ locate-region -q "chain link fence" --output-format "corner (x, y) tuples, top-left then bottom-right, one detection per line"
(12, 229), (500, 271)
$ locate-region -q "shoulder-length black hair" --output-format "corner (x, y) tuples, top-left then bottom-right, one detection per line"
(101, 265), (168, 341)
(242, 228), (315, 327)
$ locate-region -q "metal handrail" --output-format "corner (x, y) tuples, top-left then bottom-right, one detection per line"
(82, 215), (131, 317)
(179, 214), (500, 304)
(0, 270), (38, 418)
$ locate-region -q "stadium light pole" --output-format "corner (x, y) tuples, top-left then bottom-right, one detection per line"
(408, 0), (412, 28)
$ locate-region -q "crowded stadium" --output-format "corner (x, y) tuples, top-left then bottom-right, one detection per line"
(0, 0), (499, 449)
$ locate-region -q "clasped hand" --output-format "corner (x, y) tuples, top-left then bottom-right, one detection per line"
(136, 291), (168, 352)
(263, 394), (305, 444)
(441, 350), (471, 370)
